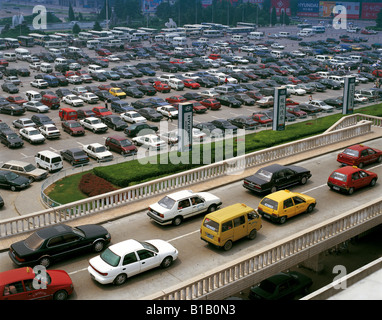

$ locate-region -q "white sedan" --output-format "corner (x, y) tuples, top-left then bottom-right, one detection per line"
(19, 127), (45, 144)
(30, 79), (48, 89)
(309, 100), (334, 113)
(120, 111), (147, 123)
(354, 93), (368, 103)
(88, 239), (178, 285)
(63, 94), (84, 107)
(285, 84), (306, 96)
(132, 134), (166, 150)
(200, 89), (219, 98)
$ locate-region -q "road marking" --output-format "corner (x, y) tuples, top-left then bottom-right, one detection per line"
(167, 229), (200, 243)
(68, 267), (88, 275)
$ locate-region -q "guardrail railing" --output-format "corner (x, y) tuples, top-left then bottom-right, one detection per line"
(0, 118), (373, 238)
(144, 197), (382, 300)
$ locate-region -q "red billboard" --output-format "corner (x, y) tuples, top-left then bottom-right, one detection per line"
(362, 2), (382, 20)
(271, 0), (291, 16)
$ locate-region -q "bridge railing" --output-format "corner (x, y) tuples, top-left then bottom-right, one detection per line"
(144, 197), (382, 300)
(0, 118), (372, 238)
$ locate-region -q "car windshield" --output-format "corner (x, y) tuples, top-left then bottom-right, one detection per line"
(74, 151), (86, 157)
(158, 196), (176, 209)
(343, 148), (359, 157)
(138, 241), (159, 253)
(24, 232), (44, 250)
(8, 133), (19, 140)
(100, 248), (121, 267)
(203, 218), (219, 232)
(260, 198), (279, 210)
(258, 279), (277, 293)
(24, 164), (37, 172)
(95, 146), (107, 152)
(120, 139), (132, 147)
(256, 169), (273, 182)
(70, 122), (81, 128)
(330, 171), (347, 182)
(29, 130), (40, 135)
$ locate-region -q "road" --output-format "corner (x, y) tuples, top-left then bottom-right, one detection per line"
(1, 137), (381, 299)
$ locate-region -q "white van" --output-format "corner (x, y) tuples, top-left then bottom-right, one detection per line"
(40, 63), (53, 73)
(48, 48), (62, 56)
(54, 57), (67, 66)
(315, 55), (331, 62)
(108, 39), (122, 48)
(15, 48), (30, 60)
(86, 40), (100, 49)
(279, 32), (290, 38)
(168, 78), (184, 91)
(231, 35), (246, 43)
(4, 52), (16, 62)
(248, 32), (264, 40)
(88, 64), (105, 74)
(350, 55), (362, 63)
(297, 29), (313, 37)
(215, 85), (235, 95)
(270, 50), (283, 58)
(35, 150), (63, 172)
(174, 47), (186, 54)
(172, 37), (187, 46)
(198, 37), (209, 43)
(68, 46), (81, 54)
(328, 75), (344, 85)
(154, 35), (164, 42)
(25, 90), (42, 101)
(317, 71), (330, 78)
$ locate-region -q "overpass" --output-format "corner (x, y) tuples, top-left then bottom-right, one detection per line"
(0, 113), (382, 300)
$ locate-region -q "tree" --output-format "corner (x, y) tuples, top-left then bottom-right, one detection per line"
(377, 9), (382, 29)
(72, 23), (81, 34)
(93, 21), (102, 31)
(68, 2), (75, 21)
(271, 7), (277, 26)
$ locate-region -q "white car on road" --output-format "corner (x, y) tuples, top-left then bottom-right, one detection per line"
(88, 239), (178, 285)
(83, 143), (113, 162)
(120, 111), (147, 124)
(147, 190), (222, 226)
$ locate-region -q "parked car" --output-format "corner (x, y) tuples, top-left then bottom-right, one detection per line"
(0, 104), (25, 116)
(39, 124), (61, 139)
(210, 119), (238, 134)
(31, 114), (54, 127)
(61, 120), (85, 136)
(147, 190), (222, 226)
(88, 239), (178, 285)
(0, 170), (30, 191)
(102, 115), (127, 131)
(83, 143), (114, 162)
(105, 135), (137, 156)
(243, 164), (312, 194)
(132, 134), (166, 150)
(228, 116), (258, 129)
(12, 118), (35, 129)
(19, 127), (45, 144)
(328, 166), (378, 195)
(137, 108), (163, 122)
(0, 129), (24, 148)
(216, 95), (241, 108)
(80, 117), (108, 133)
(9, 223), (111, 267)
(23, 101), (49, 113)
(30, 79), (48, 89)
(124, 123), (159, 137)
(120, 111), (147, 124)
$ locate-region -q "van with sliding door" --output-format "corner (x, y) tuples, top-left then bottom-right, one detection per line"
(200, 203), (262, 251)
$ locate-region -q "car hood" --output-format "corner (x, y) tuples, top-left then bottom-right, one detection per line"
(76, 224), (108, 238)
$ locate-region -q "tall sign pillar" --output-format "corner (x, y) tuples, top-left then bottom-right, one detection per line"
(273, 87), (287, 131)
(178, 102), (193, 152)
(343, 76), (356, 115)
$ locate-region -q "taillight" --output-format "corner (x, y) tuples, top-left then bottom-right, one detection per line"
(90, 263), (108, 276)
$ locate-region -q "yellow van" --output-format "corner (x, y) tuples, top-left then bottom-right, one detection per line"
(200, 203), (262, 251)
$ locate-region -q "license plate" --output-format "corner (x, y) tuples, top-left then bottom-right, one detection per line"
(206, 233), (214, 239)
(333, 186), (340, 191)
(264, 214), (270, 219)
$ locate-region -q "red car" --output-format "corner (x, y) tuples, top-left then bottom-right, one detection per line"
(286, 98), (299, 106)
(337, 144), (382, 168)
(0, 59), (9, 67)
(6, 95), (28, 105)
(246, 91), (263, 101)
(200, 98), (221, 110)
(327, 166), (378, 195)
(98, 84), (112, 91)
(288, 76), (302, 84)
(169, 58), (185, 64)
(64, 71), (76, 78)
(189, 100), (208, 113)
(153, 81), (171, 93)
(0, 267), (73, 300)
(183, 79), (201, 89)
(271, 66), (288, 75)
(372, 70), (382, 78)
(307, 74), (322, 80)
(96, 48), (112, 56)
(166, 95), (187, 104)
(286, 105), (307, 118)
(92, 106), (113, 118)
(208, 54), (221, 60)
(252, 113), (273, 125)
(61, 120), (85, 136)
(75, 70), (89, 76)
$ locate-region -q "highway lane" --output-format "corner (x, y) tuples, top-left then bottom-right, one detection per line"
(0, 137), (382, 299)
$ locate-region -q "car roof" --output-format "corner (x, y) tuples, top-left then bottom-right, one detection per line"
(345, 144), (370, 152)
(333, 166), (362, 175)
(263, 190), (299, 202)
(35, 224), (73, 239)
(258, 164), (286, 173)
(0, 267), (36, 285)
(3, 160), (30, 167)
(109, 239), (143, 255)
(166, 190), (195, 201)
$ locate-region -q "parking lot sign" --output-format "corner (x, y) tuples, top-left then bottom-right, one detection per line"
(273, 87), (287, 131)
(343, 76), (356, 115)
(178, 103), (193, 152)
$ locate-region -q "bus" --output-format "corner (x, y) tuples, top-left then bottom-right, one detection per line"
(78, 32), (94, 40)
(203, 29), (222, 38)
(297, 23), (313, 29)
(226, 26), (255, 34)
(138, 27), (158, 35)
(18, 36), (34, 47)
(88, 30), (113, 38)
(48, 35), (62, 41)
(237, 22), (257, 29)
(113, 27), (136, 36)
(44, 41), (67, 49)
(312, 26), (326, 33)
(28, 33), (49, 45)
(55, 33), (73, 41)
(110, 29), (128, 40)
(4, 38), (19, 48)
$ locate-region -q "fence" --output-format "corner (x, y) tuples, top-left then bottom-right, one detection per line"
(0, 116), (373, 238)
(144, 197), (382, 300)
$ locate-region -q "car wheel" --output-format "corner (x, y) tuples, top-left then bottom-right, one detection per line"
(306, 204), (315, 213)
(358, 162), (364, 169)
(207, 204), (217, 213)
(172, 216), (183, 226)
(223, 240), (233, 251)
(10, 186), (17, 192)
(270, 186), (277, 193)
(39, 256), (51, 268)
(348, 187), (355, 195)
(248, 229), (257, 240)
(370, 178), (377, 187)
(160, 256), (173, 268)
(53, 290), (68, 300)
(113, 273), (127, 286)
(378, 156), (382, 163)
(93, 240), (105, 252)
(300, 176), (308, 185)
(279, 216), (287, 224)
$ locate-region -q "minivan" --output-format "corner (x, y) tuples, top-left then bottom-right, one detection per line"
(43, 75), (59, 87)
(25, 90), (42, 102)
(105, 135), (137, 156)
(54, 58), (67, 66)
(15, 48), (30, 61)
(328, 75), (344, 85)
(3, 52), (16, 62)
(231, 35), (246, 43)
(168, 78), (184, 91)
(35, 150), (63, 172)
(41, 94), (60, 110)
(248, 32), (264, 40)
(271, 50), (283, 59)
(215, 85), (235, 95)
(59, 107), (77, 121)
(200, 203), (262, 251)
(40, 63), (53, 73)
(279, 32), (290, 37)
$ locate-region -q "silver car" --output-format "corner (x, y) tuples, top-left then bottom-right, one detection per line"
(23, 101), (49, 113)
(0, 160), (48, 182)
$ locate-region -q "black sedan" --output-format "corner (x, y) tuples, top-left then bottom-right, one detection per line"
(234, 93), (255, 106)
(9, 223), (111, 267)
(228, 116), (258, 129)
(1, 82), (19, 94)
(243, 163), (312, 194)
(60, 148), (89, 166)
(216, 95), (242, 108)
(137, 85), (156, 96)
(0, 169), (30, 191)
(125, 87), (144, 98)
(0, 104), (25, 116)
(193, 122), (224, 138)
(183, 92), (203, 101)
(319, 78), (341, 90)
(298, 103), (321, 114)
(124, 122), (159, 137)
(211, 119), (238, 134)
(137, 107), (163, 122)
(249, 271), (313, 300)
(324, 97), (343, 108)
(91, 72), (107, 82)
(95, 91), (118, 102)
(102, 115), (128, 131)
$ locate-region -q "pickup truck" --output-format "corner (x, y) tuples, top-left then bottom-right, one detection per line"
(83, 143), (113, 162)
(39, 124), (61, 139)
(79, 117), (108, 133)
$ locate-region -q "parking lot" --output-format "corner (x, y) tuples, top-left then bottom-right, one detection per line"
(0, 21), (381, 218)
